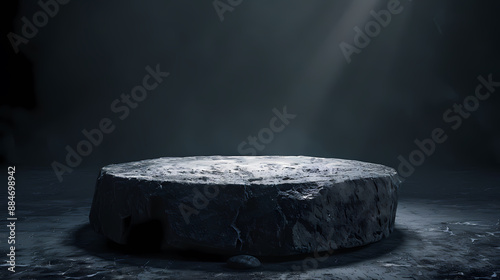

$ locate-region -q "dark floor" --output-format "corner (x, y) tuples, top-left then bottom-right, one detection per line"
(0, 165), (499, 279)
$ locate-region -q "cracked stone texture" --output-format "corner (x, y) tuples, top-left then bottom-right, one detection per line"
(89, 156), (400, 256)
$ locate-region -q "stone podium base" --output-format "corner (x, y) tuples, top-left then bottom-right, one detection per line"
(89, 156), (400, 256)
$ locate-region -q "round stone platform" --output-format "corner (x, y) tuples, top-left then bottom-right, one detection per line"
(89, 156), (400, 256)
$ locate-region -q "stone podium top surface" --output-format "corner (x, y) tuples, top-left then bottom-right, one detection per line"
(100, 156), (398, 185)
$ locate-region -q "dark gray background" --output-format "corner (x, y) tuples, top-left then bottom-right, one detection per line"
(1, 2), (500, 278)
(2, 0), (500, 175)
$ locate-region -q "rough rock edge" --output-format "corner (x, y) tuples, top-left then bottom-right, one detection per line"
(89, 156), (400, 256)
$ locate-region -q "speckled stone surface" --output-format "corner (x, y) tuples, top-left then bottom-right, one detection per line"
(89, 156), (400, 256)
